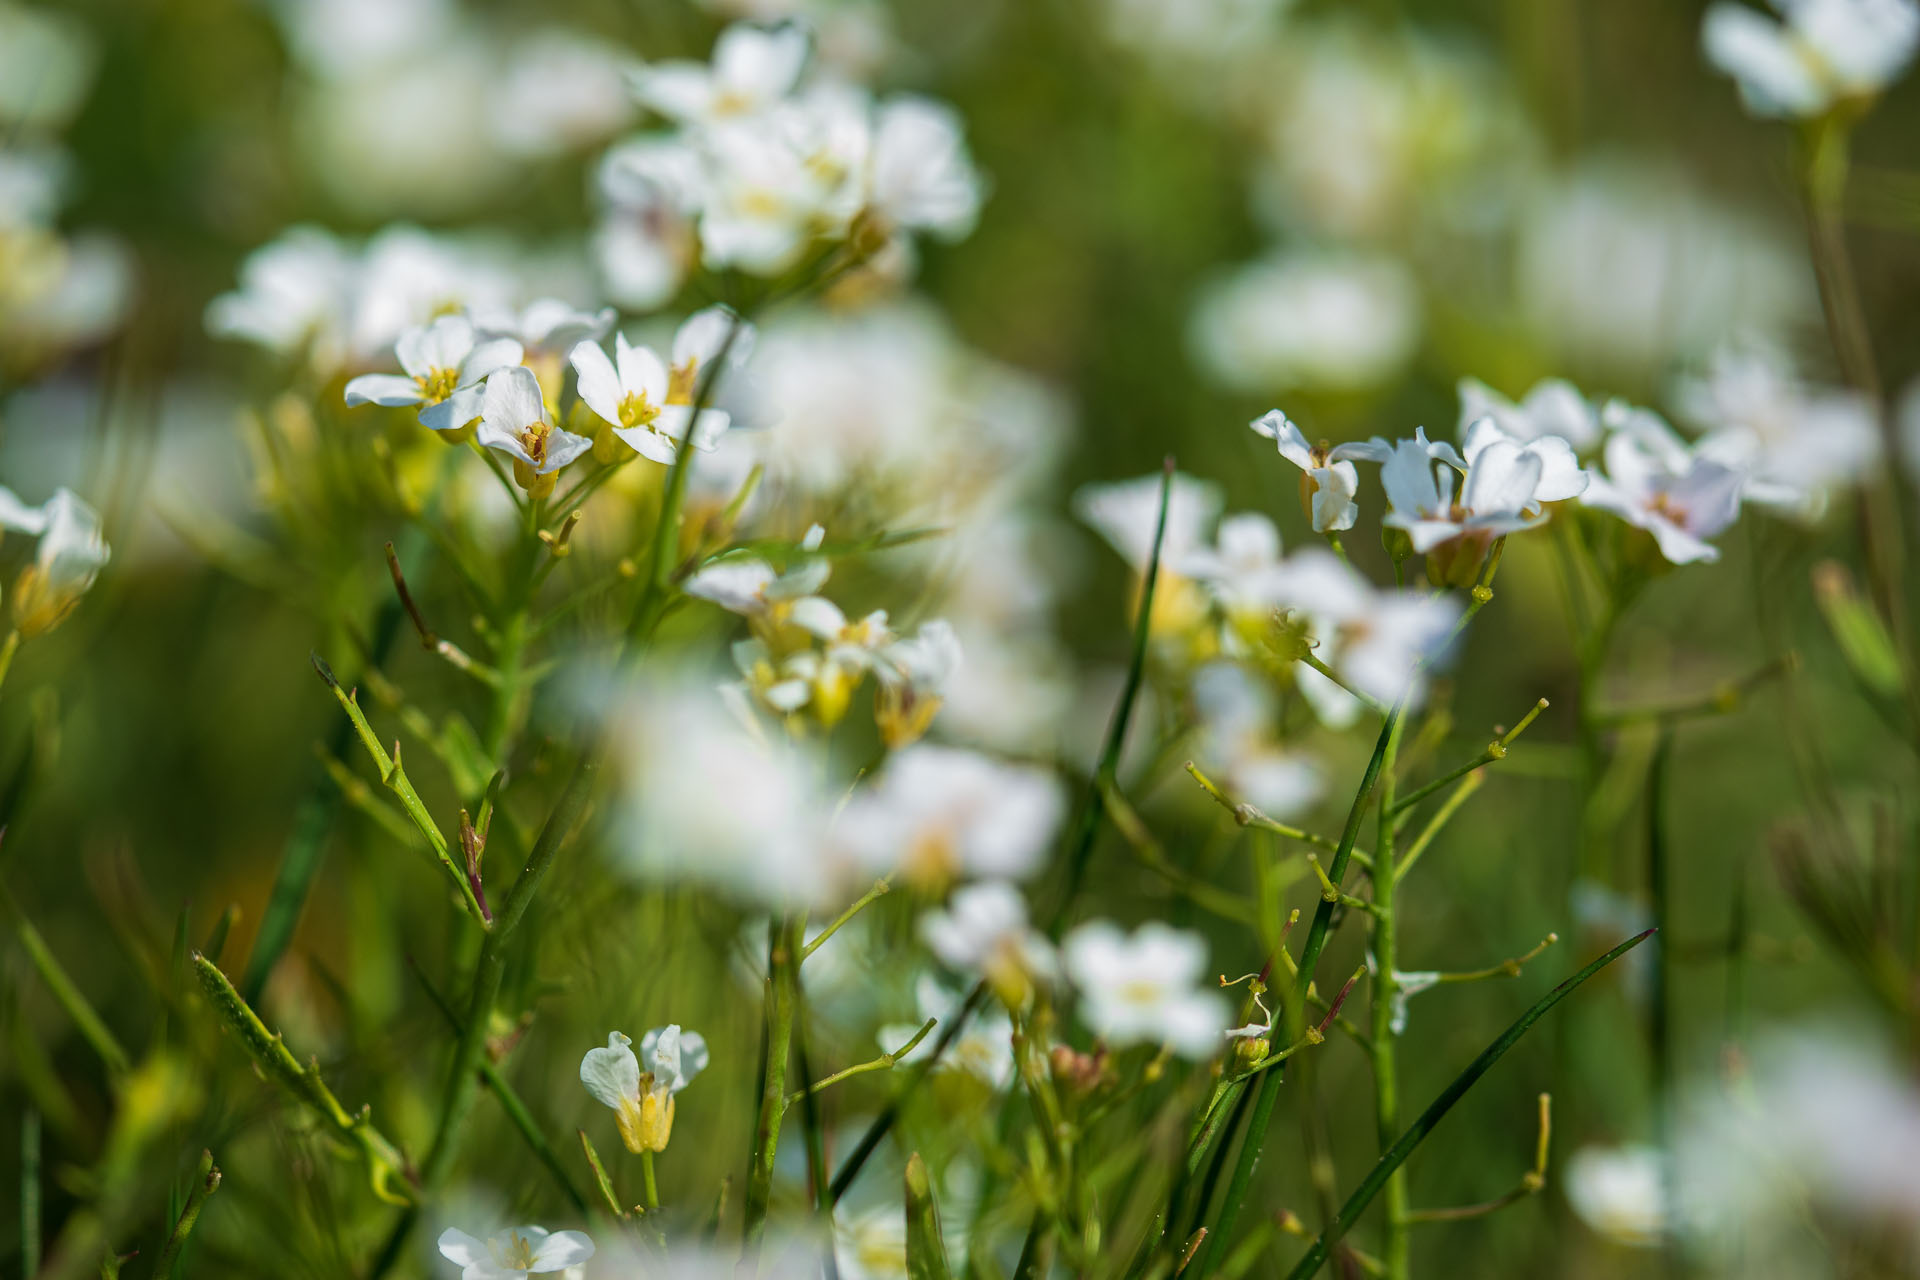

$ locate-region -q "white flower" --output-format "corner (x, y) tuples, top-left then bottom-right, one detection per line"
(1675, 346), (1880, 519)
(873, 618), (963, 748)
(436, 1225), (594, 1279)
(1703, 0), (1920, 118)
(1062, 920), (1229, 1058)
(866, 96), (981, 240)
(835, 744), (1065, 886)
(1190, 663), (1321, 817)
(593, 137), (704, 310)
(1268, 548), (1461, 717)
(0, 486), (111, 637)
(472, 298), (614, 360)
(608, 680), (833, 907)
(476, 366), (593, 485)
(696, 119), (837, 274)
(1456, 377), (1601, 451)
(683, 556), (831, 618)
(579, 1026), (709, 1154)
(1580, 403), (1744, 564)
(1565, 1145), (1667, 1247)
(204, 225), (353, 364)
(631, 21), (810, 126)
(343, 314), (523, 431)
(920, 880), (1056, 1004)
(1073, 472), (1223, 575)
(570, 333), (730, 465)
(1458, 417), (1590, 503)
(1373, 433), (1548, 557)
(1190, 250), (1420, 394)
(879, 974), (1014, 1090)
(1177, 512), (1290, 617)
(1250, 410), (1364, 533)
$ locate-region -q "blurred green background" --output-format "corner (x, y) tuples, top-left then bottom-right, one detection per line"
(4, 0), (1919, 1276)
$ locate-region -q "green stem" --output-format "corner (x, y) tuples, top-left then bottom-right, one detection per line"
(743, 914), (801, 1248)
(640, 1151), (659, 1212)
(4, 895), (129, 1076)
(1369, 715), (1410, 1280)
(152, 1151), (219, 1276)
(1281, 931), (1656, 1279)
(1192, 702), (1403, 1280)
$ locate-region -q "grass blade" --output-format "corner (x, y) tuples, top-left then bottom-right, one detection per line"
(1280, 929), (1656, 1279)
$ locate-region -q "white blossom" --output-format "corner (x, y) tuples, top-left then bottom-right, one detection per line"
(1190, 662), (1320, 817)
(1456, 377), (1601, 451)
(1177, 512), (1289, 617)
(436, 1225), (594, 1279)
(631, 22), (811, 126)
(1062, 920), (1229, 1058)
(1269, 548), (1461, 717)
(879, 975), (1014, 1090)
(477, 366), (593, 484)
(1249, 410), (1364, 532)
(1704, 0), (1920, 118)
(1580, 403), (1744, 564)
(343, 314), (523, 431)
(920, 880), (1056, 1003)
(569, 332), (730, 465)
(835, 744), (1065, 885)
(866, 96), (982, 240)
(593, 137), (704, 310)
(1073, 473), (1223, 576)
(579, 1026), (709, 1154)
(1565, 1145), (1667, 1247)
(0, 486), (111, 637)
(1373, 433), (1548, 555)
(1190, 250), (1420, 394)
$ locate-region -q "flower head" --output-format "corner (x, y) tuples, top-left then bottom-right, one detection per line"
(477, 365), (592, 497)
(1456, 376), (1600, 451)
(344, 314), (523, 431)
(580, 1026), (710, 1154)
(1565, 1145), (1667, 1248)
(569, 330), (730, 465)
(1580, 403), (1744, 565)
(631, 21), (811, 126)
(865, 96), (982, 241)
(1250, 410), (1364, 532)
(835, 744), (1065, 888)
(1703, 0), (1920, 118)
(0, 486), (110, 637)
(436, 1225), (594, 1279)
(1062, 920), (1228, 1059)
(920, 880), (1056, 1009)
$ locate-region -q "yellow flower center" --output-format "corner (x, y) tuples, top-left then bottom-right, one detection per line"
(618, 390), (661, 430)
(489, 1232), (537, 1269)
(414, 366), (460, 404)
(519, 420), (552, 467)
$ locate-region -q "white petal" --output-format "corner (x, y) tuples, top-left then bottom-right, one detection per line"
(1460, 440), (1544, 517)
(1525, 437), (1591, 502)
(531, 1230), (595, 1269)
(344, 374), (424, 408)
(0, 487), (47, 535)
(615, 334), (670, 403)
(462, 338), (524, 384)
(579, 1032), (640, 1109)
(789, 595), (848, 640)
(420, 383), (486, 433)
(437, 1229), (488, 1267)
(569, 340), (622, 426)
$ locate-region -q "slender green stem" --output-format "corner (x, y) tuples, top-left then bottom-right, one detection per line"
(1368, 714), (1410, 1280)
(1192, 702), (1403, 1280)
(1185, 763), (1373, 870)
(804, 879), (890, 961)
(1394, 772), (1484, 886)
(1281, 931), (1656, 1279)
(783, 1017), (935, 1111)
(409, 958), (589, 1214)
(743, 914), (801, 1247)
(0, 630), (20, 700)
(640, 1151), (660, 1212)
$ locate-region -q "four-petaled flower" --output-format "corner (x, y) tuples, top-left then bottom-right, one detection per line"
(1703, 0), (1920, 119)
(1062, 921), (1229, 1060)
(436, 1225), (594, 1280)
(631, 22), (811, 126)
(477, 365), (593, 499)
(570, 330), (731, 466)
(1580, 403), (1745, 565)
(344, 315), (524, 433)
(1251, 410), (1365, 533)
(580, 1025), (710, 1155)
